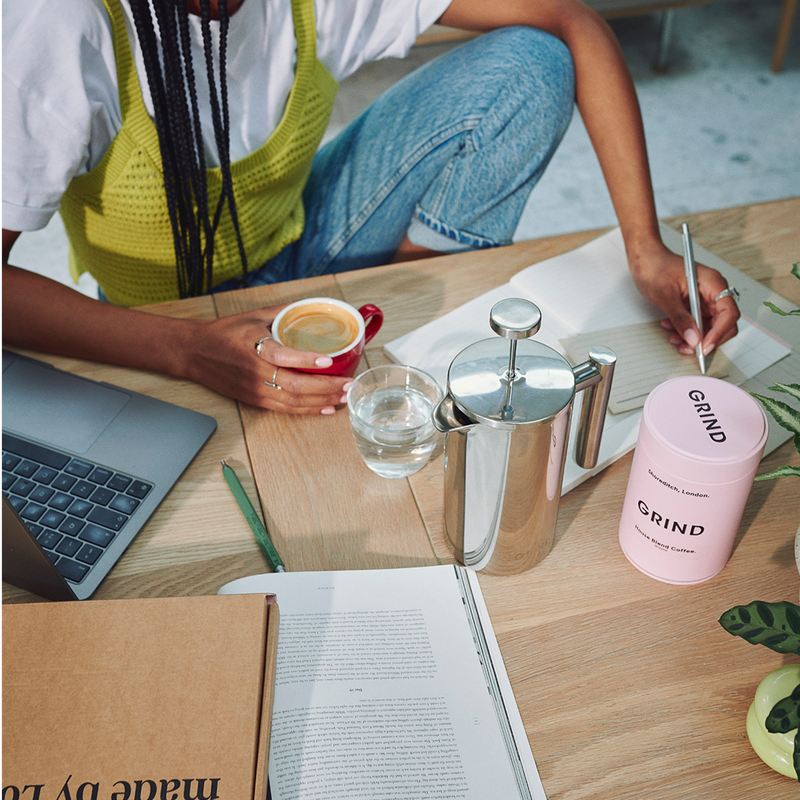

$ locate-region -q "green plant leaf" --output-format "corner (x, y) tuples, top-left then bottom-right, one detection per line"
(755, 464), (800, 480)
(763, 264), (800, 317)
(750, 393), (800, 438)
(766, 684), (800, 734)
(795, 734), (800, 783)
(795, 740), (800, 782)
(763, 301), (800, 317)
(768, 383), (800, 404)
(718, 601), (800, 655)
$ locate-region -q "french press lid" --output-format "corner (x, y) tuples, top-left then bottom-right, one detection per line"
(447, 298), (576, 427)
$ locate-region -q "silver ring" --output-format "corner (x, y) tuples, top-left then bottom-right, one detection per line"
(264, 368), (282, 391)
(714, 287), (740, 303)
(254, 334), (272, 358)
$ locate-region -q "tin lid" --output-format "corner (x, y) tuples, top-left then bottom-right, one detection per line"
(639, 376), (768, 482)
(447, 338), (576, 427)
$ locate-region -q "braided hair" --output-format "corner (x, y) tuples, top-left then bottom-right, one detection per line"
(128, 0), (248, 298)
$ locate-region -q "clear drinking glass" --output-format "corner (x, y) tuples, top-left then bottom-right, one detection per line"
(347, 365), (443, 479)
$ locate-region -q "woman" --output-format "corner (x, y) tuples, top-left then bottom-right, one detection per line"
(2, 0), (739, 414)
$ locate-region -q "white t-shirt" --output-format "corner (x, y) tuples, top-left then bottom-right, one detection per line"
(2, 0), (452, 231)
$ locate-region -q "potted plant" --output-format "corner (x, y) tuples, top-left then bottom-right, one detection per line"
(719, 601), (800, 780)
(718, 263), (800, 781)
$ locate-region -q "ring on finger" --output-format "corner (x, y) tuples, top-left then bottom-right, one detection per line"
(255, 334), (272, 358)
(714, 287), (740, 304)
(264, 367), (282, 391)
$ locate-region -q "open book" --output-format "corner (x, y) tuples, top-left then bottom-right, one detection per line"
(386, 224), (792, 493)
(219, 565), (546, 800)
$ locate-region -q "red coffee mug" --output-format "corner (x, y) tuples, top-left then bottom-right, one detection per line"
(271, 297), (383, 377)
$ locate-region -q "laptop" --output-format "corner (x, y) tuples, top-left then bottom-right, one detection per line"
(2, 350), (217, 600)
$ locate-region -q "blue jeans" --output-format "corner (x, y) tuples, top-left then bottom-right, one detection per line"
(214, 26), (575, 291)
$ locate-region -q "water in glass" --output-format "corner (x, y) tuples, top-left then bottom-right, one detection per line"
(350, 386), (437, 478)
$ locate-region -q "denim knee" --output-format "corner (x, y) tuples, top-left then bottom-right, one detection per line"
(473, 26), (575, 145)
(409, 26), (577, 250)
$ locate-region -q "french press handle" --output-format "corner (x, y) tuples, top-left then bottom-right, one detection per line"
(573, 347), (616, 469)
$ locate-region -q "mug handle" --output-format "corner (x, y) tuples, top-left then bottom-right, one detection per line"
(358, 304), (384, 344)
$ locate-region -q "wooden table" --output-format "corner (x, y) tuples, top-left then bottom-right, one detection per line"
(4, 199), (800, 799)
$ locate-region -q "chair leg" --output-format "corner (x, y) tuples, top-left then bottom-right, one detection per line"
(772, 0), (798, 73)
(653, 9), (675, 73)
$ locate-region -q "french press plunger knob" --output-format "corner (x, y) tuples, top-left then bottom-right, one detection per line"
(489, 298), (542, 413)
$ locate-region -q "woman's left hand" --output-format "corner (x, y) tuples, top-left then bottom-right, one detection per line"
(628, 238), (740, 359)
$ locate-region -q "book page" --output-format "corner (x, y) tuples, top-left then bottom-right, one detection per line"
(219, 566), (545, 800)
(561, 321), (747, 414)
(508, 227), (662, 331)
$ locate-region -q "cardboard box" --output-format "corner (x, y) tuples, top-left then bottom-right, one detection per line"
(3, 594), (278, 800)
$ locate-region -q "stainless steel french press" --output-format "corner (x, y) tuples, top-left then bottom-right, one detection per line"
(433, 298), (616, 575)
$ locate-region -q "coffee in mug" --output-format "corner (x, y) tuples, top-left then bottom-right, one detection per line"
(271, 297), (383, 376)
(275, 301), (360, 354)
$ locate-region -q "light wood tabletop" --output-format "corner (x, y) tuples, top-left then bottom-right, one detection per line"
(4, 198), (799, 799)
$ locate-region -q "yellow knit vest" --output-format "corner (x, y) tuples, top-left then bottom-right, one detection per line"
(59, 0), (338, 306)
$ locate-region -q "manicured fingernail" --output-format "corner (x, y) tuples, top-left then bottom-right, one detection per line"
(315, 356), (333, 367)
(342, 381), (354, 392)
(683, 329), (700, 348)
(703, 342), (715, 356)
(321, 407), (336, 415)
(339, 394), (348, 404)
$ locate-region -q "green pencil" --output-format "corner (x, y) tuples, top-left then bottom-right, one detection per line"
(221, 460), (286, 572)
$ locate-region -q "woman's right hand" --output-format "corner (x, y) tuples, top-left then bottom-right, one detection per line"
(177, 308), (354, 414)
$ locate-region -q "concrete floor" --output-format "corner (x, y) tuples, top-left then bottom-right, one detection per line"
(7, 0), (799, 297)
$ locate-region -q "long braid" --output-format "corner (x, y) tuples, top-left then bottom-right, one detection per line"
(152, 0), (202, 295)
(216, 0), (249, 284)
(199, 0), (248, 288)
(129, 0), (191, 296)
(175, 2), (215, 293)
(128, 0), (248, 298)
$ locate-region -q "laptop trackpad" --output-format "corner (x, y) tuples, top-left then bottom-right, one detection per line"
(2, 359), (130, 455)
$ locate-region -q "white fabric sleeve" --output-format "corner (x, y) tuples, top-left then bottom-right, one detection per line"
(2, 0), (120, 232)
(315, 0), (454, 82)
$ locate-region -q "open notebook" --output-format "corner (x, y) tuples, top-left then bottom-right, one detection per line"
(386, 223), (794, 493)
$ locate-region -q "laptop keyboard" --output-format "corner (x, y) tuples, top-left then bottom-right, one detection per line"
(2, 433), (153, 584)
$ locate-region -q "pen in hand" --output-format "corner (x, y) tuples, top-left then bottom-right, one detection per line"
(221, 460), (286, 572)
(681, 223), (706, 375)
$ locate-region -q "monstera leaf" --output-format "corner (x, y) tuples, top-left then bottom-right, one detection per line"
(718, 601), (800, 655)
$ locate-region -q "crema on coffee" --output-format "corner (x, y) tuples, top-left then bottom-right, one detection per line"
(277, 303), (359, 354)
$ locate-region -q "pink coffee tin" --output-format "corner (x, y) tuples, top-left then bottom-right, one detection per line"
(618, 376), (768, 584)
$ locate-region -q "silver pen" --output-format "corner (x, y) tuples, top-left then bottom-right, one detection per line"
(681, 223), (706, 375)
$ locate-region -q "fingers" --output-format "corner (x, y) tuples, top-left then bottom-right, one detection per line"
(661, 285), (740, 357)
(251, 336), (351, 414)
(702, 295), (739, 353)
(245, 375), (351, 415)
(628, 237), (740, 362)
(696, 267), (740, 355)
(255, 333), (335, 372)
